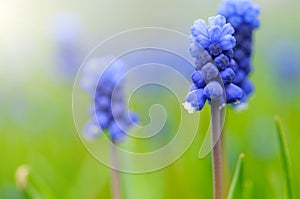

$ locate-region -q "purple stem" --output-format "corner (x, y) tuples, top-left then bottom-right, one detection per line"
(211, 102), (223, 199)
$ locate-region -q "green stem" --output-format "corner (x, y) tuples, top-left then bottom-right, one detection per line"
(111, 144), (121, 199)
(227, 153), (245, 199)
(274, 115), (294, 199)
(211, 102), (223, 199)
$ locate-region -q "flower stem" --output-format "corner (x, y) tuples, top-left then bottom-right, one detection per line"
(111, 144), (121, 199)
(211, 102), (223, 199)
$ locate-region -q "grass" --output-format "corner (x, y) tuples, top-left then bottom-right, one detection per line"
(227, 153), (245, 199)
(274, 116), (294, 199)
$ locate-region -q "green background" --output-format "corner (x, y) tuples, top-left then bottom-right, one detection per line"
(0, 0), (299, 198)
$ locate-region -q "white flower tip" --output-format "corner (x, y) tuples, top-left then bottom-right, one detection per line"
(234, 103), (249, 112)
(233, 100), (241, 105)
(182, 101), (196, 114)
(219, 103), (226, 110)
(84, 124), (101, 141)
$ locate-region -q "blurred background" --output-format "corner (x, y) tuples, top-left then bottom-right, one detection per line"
(1, 0), (300, 198)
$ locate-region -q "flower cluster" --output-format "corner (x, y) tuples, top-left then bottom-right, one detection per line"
(183, 15), (244, 113)
(51, 13), (85, 78)
(81, 57), (138, 143)
(218, 0), (260, 102)
(267, 39), (300, 98)
(217, 0), (260, 29)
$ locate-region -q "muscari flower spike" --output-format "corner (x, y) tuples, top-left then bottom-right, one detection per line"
(218, 0), (260, 103)
(81, 56), (138, 143)
(51, 13), (85, 78)
(217, 0), (260, 29)
(184, 15), (245, 113)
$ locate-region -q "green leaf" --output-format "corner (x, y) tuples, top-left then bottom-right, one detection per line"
(227, 153), (245, 199)
(274, 115), (294, 199)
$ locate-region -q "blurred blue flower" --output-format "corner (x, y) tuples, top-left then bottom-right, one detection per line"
(50, 13), (86, 79)
(220, 67), (235, 85)
(81, 57), (138, 143)
(218, 0), (260, 107)
(183, 15), (244, 113)
(217, 0), (260, 29)
(225, 83), (244, 103)
(266, 39), (300, 99)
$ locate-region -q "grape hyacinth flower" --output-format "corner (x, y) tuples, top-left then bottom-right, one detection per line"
(81, 56), (138, 143)
(184, 15), (242, 199)
(182, 13), (261, 199)
(267, 39), (300, 100)
(183, 4), (260, 198)
(218, 0), (260, 103)
(50, 13), (85, 80)
(81, 56), (138, 199)
(183, 15), (244, 114)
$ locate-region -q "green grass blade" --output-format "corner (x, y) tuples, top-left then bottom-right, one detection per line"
(227, 153), (245, 199)
(274, 115), (294, 199)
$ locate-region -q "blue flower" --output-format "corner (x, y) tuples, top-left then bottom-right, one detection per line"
(83, 119), (101, 140)
(95, 110), (111, 129)
(239, 78), (254, 96)
(203, 81), (224, 100)
(189, 84), (198, 91)
(50, 13), (85, 79)
(184, 15), (245, 113)
(190, 38), (212, 69)
(81, 57), (138, 143)
(266, 39), (300, 99)
(182, 89), (206, 113)
(214, 54), (229, 70)
(191, 70), (206, 88)
(191, 15), (236, 57)
(220, 68), (235, 85)
(218, 0), (260, 29)
(232, 69), (246, 85)
(109, 121), (126, 143)
(217, 0), (260, 105)
(225, 83), (244, 103)
(201, 62), (219, 82)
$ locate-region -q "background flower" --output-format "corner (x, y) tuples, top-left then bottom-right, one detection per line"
(81, 56), (138, 143)
(49, 12), (86, 80)
(218, 0), (260, 106)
